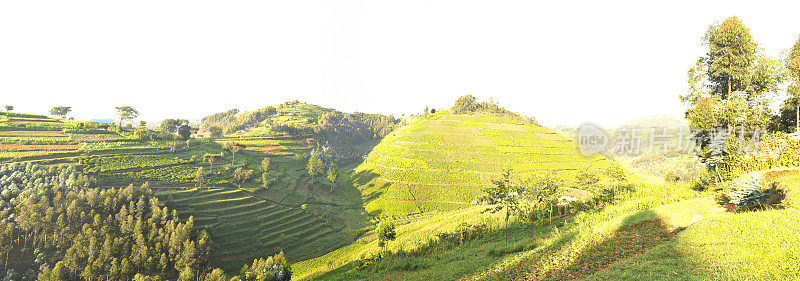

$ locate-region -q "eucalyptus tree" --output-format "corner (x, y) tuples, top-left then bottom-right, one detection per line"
(787, 35), (800, 132)
(114, 106), (139, 128)
(680, 17), (786, 181)
(49, 106), (72, 118)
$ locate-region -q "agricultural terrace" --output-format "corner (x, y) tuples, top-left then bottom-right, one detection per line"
(0, 112), (125, 163)
(154, 187), (340, 271)
(355, 111), (617, 216)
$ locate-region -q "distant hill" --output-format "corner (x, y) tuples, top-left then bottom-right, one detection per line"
(353, 110), (616, 216)
(201, 101), (337, 134)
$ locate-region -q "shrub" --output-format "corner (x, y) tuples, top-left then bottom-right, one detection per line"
(723, 175), (785, 211)
(574, 169), (600, 188)
(664, 170), (680, 182)
(604, 165), (627, 182)
(376, 221), (397, 248)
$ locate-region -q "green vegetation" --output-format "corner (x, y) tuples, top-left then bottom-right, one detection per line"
(0, 163), (224, 280)
(354, 106), (617, 217)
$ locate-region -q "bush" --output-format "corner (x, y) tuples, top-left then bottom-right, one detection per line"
(574, 169), (600, 188)
(722, 175), (785, 211)
(664, 170), (680, 182)
(376, 221), (397, 247)
(604, 165), (627, 182)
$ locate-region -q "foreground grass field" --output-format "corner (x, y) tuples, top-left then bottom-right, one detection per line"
(297, 167), (800, 280)
(355, 110), (618, 216)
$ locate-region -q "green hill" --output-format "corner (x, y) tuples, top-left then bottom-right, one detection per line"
(201, 101), (336, 134)
(354, 110), (616, 216)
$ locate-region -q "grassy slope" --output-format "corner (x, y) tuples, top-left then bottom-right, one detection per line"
(305, 167), (800, 281)
(355, 110), (617, 217)
(587, 169), (800, 281)
(302, 180), (703, 280)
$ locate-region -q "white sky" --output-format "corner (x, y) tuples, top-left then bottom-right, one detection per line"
(1, 0), (799, 127)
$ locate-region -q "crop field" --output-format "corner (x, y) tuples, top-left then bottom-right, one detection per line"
(154, 187), (340, 271)
(0, 115), (133, 162)
(354, 112), (617, 216)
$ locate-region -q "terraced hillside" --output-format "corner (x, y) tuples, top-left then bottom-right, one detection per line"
(155, 187), (342, 270)
(0, 112), (126, 163)
(355, 110), (616, 216)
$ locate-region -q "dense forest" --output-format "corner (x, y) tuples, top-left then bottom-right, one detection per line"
(0, 163), (214, 280)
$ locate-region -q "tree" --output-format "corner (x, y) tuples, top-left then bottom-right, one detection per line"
(203, 154), (220, 170)
(4, 105), (13, 111)
(177, 265), (195, 281)
(208, 125), (223, 138)
(453, 95), (478, 114)
(424, 106), (429, 116)
(702, 17), (758, 99)
(195, 167), (205, 188)
(233, 167), (253, 188)
(49, 106), (72, 118)
(326, 163), (339, 192)
(177, 124), (192, 141)
(225, 142), (242, 165)
(787, 35), (800, 132)
(204, 268), (227, 281)
(306, 154), (324, 182)
(681, 17), (786, 181)
(376, 221), (396, 248)
(159, 119), (188, 133)
(483, 169), (521, 243)
(114, 106), (139, 127)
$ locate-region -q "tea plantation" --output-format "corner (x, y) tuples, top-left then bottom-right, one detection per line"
(355, 110), (615, 216)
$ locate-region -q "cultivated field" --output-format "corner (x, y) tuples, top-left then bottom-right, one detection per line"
(355, 110), (616, 216)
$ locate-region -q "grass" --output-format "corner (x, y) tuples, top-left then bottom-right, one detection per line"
(298, 180), (706, 280)
(354, 112), (618, 216)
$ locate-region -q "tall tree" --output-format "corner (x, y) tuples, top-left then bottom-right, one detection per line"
(787, 35), (800, 132)
(703, 17), (757, 99)
(225, 142), (242, 165)
(3, 105), (13, 111)
(681, 17), (785, 182)
(114, 106), (139, 127)
(326, 163), (339, 192)
(49, 106), (72, 118)
(306, 154), (324, 182)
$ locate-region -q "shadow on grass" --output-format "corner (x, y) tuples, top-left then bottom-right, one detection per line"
(480, 210), (697, 281)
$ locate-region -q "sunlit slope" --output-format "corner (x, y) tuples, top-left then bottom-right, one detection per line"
(355, 111), (614, 216)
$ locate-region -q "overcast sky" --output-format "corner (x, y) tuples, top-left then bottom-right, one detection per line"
(1, 0), (799, 127)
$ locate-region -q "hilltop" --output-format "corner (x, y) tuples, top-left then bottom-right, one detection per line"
(353, 109), (617, 216)
(200, 101), (337, 135)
